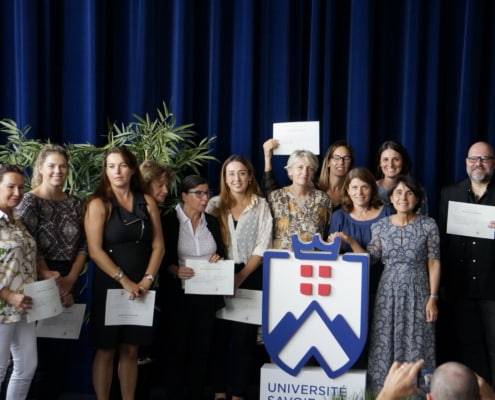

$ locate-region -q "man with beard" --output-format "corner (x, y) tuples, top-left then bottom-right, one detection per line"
(438, 141), (495, 385)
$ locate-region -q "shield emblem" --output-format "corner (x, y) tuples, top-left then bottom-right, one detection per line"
(262, 235), (369, 378)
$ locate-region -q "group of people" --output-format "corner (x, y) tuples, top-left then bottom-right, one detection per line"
(0, 137), (494, 400)
(259, 138), (494, 398)
(0, 146), (88, 400)
(264, 138), (439, 394)
(0, 145), (269, 400)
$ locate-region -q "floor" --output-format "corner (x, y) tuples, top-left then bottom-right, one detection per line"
(1, 344), (268, 400)
(58, 347), (267, 400)
(60, 385), (261, 400)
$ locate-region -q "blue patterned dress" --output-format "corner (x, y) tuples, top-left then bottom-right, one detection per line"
(366, 215), (440, 393)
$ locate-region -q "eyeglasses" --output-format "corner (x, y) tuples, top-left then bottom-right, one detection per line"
(187, 190), (211, 198)
(331, 155), (352, 163)
(466, 156), (495, 164)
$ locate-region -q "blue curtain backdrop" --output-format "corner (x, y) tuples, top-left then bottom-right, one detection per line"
(1, 0), (495, 214)
(1, 0), (494, 394)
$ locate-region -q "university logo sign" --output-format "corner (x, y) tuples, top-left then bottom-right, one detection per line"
(262, 235), (370, 378)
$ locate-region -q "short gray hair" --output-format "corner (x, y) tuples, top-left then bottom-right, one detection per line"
(285, 150), (319, 171)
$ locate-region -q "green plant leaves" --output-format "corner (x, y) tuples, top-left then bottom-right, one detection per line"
(0, 103), (217, 210)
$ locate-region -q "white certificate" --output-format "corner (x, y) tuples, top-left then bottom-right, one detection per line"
(184, 259), (235, 295)
(273, 121), (320, 155)
(447, 201), (495, 239)
(216, 288), (262, 325)
(36, 303), (86, 339)
(104, 289), (155, 326)
(24, 278), (63, 323)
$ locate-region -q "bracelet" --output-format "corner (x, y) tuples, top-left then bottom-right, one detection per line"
(113, 268), (124, 282)
(430, 294), (439, 299)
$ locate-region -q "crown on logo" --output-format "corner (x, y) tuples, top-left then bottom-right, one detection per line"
(292, 234), (341, 260)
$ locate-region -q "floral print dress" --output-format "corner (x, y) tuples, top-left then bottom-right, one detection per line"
(268, 187), (332, 250)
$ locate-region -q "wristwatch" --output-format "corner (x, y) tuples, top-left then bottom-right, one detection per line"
(144, 274), (154, 282)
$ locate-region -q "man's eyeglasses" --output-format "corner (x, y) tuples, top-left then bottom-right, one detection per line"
(466, 156), (495, 164)
(187, 190), (211, 198)
(331, 155), (352, 163)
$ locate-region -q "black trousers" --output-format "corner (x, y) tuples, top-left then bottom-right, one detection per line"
(165, 294), (217, 400)
(451, 297), (495, 385)
(211, 318), (258, 397)
(211, 263), (261, 397)
(28, 338), (69, 399)
(29, 261), (73, 399)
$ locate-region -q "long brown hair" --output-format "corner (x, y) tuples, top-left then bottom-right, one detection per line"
(215, 155), (262, 248)
(89, 146), (145, 209)
(318, 140), (354, 191)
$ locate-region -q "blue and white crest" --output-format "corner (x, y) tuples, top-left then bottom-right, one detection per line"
(262, 235), (370, 378)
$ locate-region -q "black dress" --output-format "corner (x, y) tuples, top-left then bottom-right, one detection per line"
(90, 192), (153, 348)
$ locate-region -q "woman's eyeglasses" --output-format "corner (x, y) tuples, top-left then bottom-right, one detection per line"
(187, 190), (211, 198)
(330, 155), (352, 163)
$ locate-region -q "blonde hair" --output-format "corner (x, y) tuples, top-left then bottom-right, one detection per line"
(285, 150), (319, 180)
(31, 144), (68, 188)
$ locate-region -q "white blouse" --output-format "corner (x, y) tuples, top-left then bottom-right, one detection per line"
(207, 194), (272, 263)
(175, 203), (217, 266)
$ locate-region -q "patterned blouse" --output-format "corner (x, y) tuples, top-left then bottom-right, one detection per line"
(17, 192), (86, 263)
(206, 194), (272, 263)
(268, 187), (332, 250)
(0, 210), (37, 323)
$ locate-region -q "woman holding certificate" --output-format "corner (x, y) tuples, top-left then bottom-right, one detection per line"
(17, 144), (87, 399)
(84, 146), (164, 400)
(265, 148), (332, 250)
(161, 175), (225, 400)
(206, 155), (272, 400)
(0, 164), (37, 400)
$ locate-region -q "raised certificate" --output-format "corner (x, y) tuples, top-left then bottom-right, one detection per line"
(273, 121), (320, 155)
